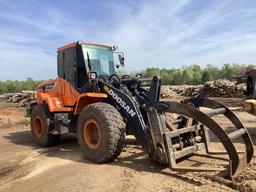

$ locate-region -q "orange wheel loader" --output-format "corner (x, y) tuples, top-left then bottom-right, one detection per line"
(27, 41), (253, 179)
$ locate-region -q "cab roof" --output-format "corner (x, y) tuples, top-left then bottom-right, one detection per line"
(57, 41), (113, 52)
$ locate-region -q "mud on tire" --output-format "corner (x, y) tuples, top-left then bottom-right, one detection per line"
(31, 104), (60, 147)
(77, 102), (126, 163)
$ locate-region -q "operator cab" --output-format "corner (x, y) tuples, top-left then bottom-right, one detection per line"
(245, 67), (256, 99)
(57, 41), (123, 92)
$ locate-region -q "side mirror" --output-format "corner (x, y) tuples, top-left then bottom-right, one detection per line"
(135, 74), (142, 78)
(112, 45), (118, 51)
(114, 52), (125, 68)
(118, 54), (124, 66)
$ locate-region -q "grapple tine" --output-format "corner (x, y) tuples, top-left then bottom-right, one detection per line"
(146, 98), (254, 179)
(185, 97), (254, 167)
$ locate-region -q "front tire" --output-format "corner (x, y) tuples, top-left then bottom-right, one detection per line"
(77, 102), (126, 163)
(31, 104), (60, 147)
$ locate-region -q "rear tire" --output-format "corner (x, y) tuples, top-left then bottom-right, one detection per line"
(77, 102), (126, 163)
(31, 104), (60, 147)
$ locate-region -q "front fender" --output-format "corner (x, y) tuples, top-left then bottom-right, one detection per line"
(74, 93), (108, 115)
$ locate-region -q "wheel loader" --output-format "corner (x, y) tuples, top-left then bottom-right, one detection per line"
(28, 41), (253, 179)
(244, 66), (256, 114)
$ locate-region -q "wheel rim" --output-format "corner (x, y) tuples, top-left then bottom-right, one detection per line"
(83, 119), (102, 149)
(34, 116), (43, 138)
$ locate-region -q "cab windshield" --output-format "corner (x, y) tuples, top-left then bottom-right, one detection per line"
(82, 44), (115, 76)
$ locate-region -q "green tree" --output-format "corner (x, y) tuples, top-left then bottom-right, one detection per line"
(172, 71), (183, 85)
(145, 68), (160, 77)
(231, 63), (247, 78)
(192, 71), (202, 85)
(160, 68), (174, 85)
(221, 63), (233, 80)
(190, 64), (201, 73)
(205, 64), (221, 79)
(201, 71), (212, 83)
(0, 82), (6, 94)
(5, 80), (17, 92)
(182, 69), (192, 84)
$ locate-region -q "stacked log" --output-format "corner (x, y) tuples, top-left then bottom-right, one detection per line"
(0, 91), (36, 107)
(160, 85), (177, 98)
(170, 85), (203, 97)
(200, 80), (245, 98)
(160, 80), (245, 98)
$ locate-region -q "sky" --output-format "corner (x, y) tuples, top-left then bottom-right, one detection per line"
(0, 0), (255, 80)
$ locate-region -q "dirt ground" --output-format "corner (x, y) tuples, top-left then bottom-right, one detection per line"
(1, 98), (256, 192)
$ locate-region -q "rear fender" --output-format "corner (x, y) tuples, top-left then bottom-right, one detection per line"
(36, 92), (73, 112)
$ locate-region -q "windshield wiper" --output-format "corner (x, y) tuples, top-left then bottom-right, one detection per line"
(87, 52), (92, 71)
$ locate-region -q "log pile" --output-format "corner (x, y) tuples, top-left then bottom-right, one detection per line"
(170, 85), (203, 97)
(161, 80), (245, 98)
(160, 85), (178, 98)
(0, 91), (36, 107)
(200, 80), (245, 98)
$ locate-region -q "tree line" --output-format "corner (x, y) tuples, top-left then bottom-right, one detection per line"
(128, 63), (248, 85)
(0, 63), (251, 94)
(0, 78), (42, 94)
